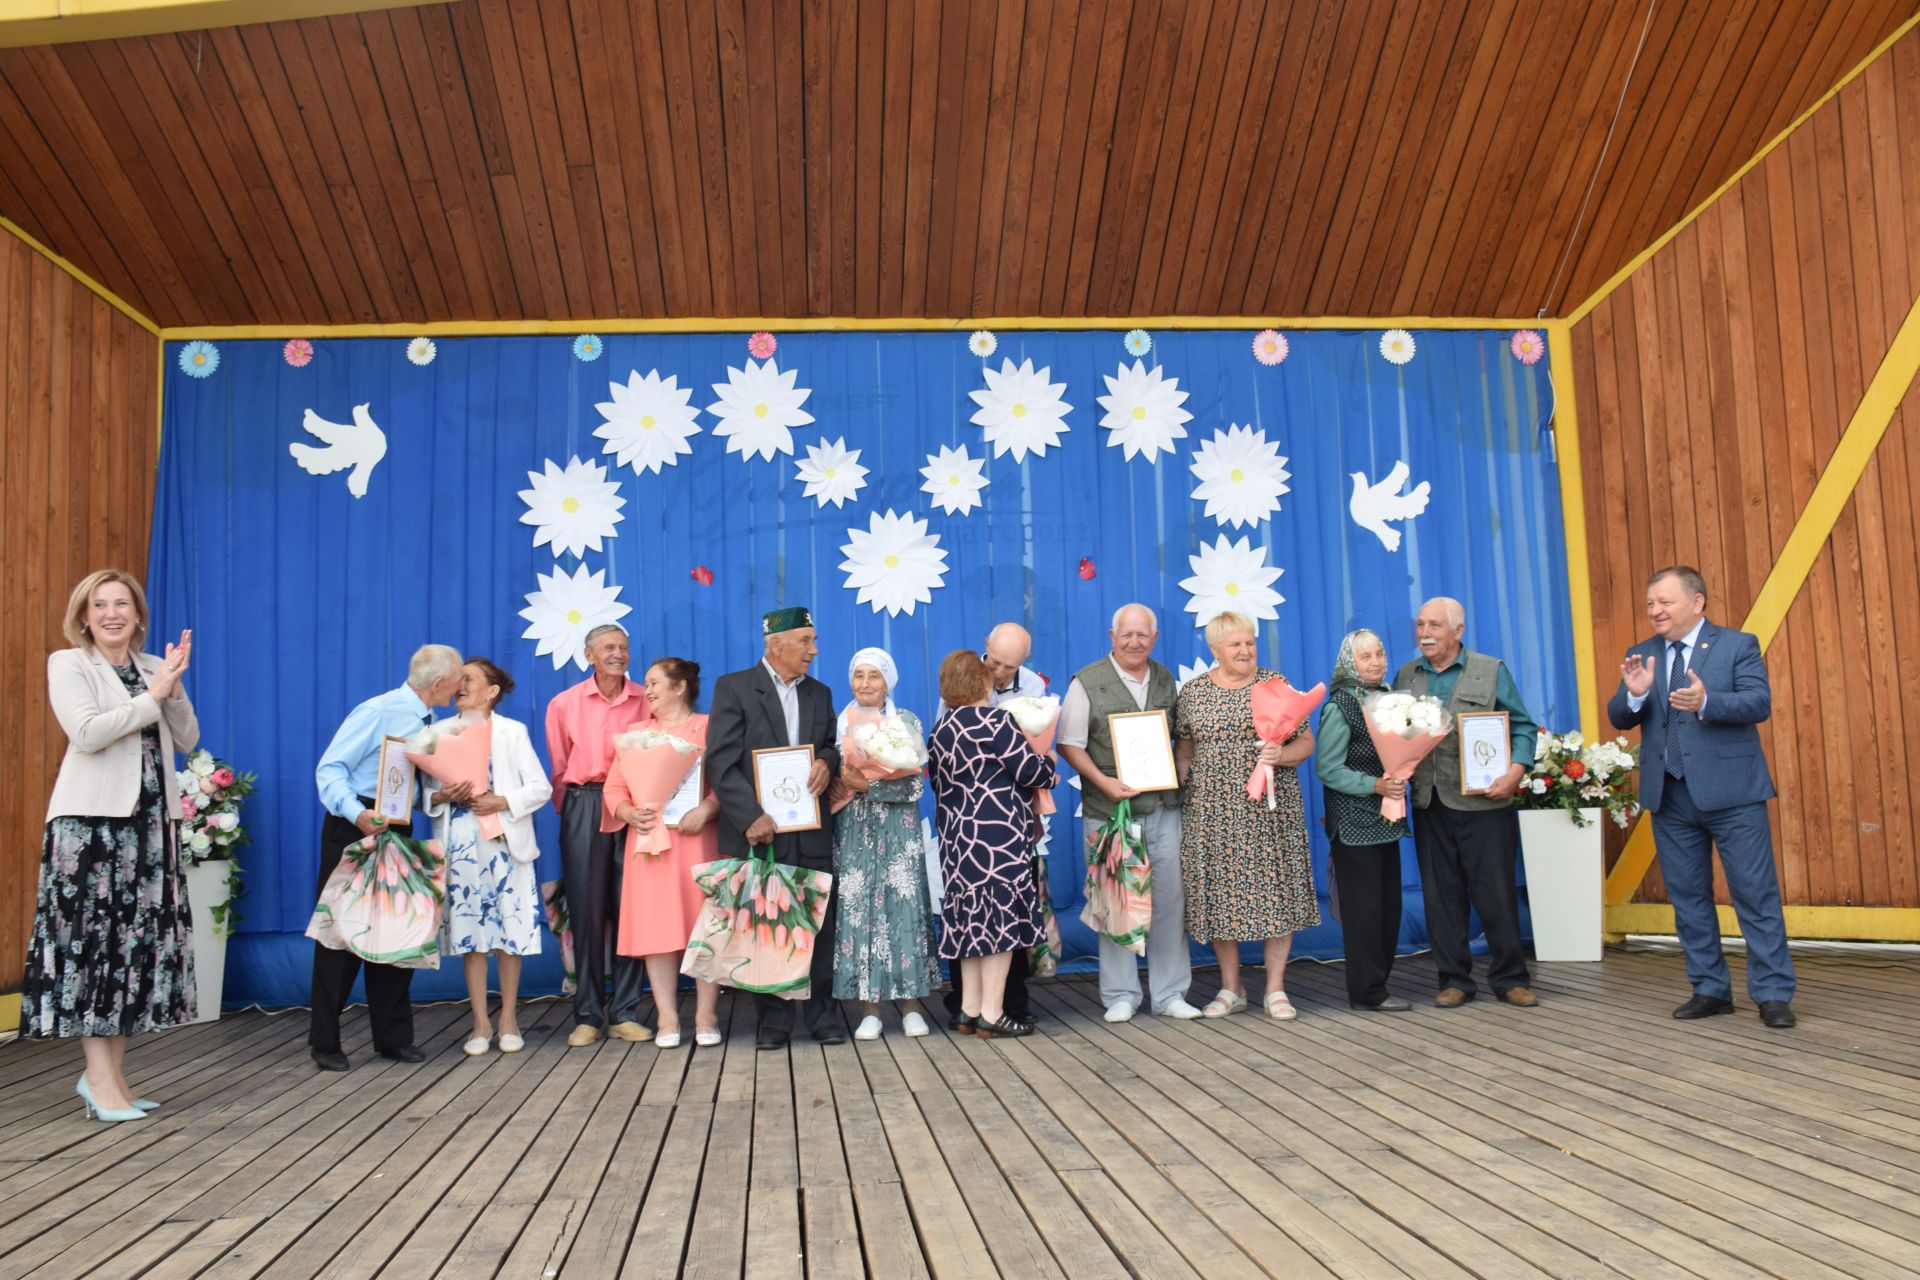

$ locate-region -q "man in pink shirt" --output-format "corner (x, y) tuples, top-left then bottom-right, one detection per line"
(546, 623), (653, 1045)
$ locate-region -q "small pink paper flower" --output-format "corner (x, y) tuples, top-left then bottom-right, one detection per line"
(1510, 330), (1545, 365)
(1252, 330), (1288, 366)
(747, 331), (777, 359)
(283, 338), (314, 367)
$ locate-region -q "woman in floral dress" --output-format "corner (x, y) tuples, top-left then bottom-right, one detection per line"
(28, 570), (199, 1122)
(1174, 610), (1321, 1021)
(427, 658), (548, 1057)
(829, 647), (939, 1040)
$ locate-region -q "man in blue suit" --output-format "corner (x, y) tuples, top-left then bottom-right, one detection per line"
(1607, 566), (1796, 1028)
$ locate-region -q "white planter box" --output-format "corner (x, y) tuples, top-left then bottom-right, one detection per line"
(184, 859), (232, 1023)
(1518, 808), (1604, 962)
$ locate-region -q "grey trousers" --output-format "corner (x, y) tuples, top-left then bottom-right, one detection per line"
(1096, 806), (1193, 1012)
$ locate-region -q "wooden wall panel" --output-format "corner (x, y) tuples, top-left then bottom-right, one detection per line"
(0, 0), (1910, 327)
(0, 234), (160, 998)
(1571, 28), (1920, 911)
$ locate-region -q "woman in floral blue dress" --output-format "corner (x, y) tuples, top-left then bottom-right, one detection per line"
(829, 647), (939, 1040)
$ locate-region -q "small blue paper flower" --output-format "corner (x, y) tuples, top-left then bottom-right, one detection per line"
(1123, 328), (1152, 356)
(178, 341), (220, 378)
(573, 334), (603, 362)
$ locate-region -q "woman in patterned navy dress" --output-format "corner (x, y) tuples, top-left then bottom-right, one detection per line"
(927, 650), (1056, 1039)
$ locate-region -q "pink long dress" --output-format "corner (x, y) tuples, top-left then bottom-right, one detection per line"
(607, 714), (718, 957)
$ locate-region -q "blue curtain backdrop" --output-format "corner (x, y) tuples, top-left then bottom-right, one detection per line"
(148, 327), (1576, 1008)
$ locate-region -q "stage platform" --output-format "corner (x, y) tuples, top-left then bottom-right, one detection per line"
(1, 944), (1916, 1278)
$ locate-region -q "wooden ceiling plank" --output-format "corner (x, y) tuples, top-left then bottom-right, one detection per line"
(919, 0), (972, 313)
(470, 0), (573, 317)
(1, 48), (204, 324)
(897, 0), (940, 316)
(673, 0), (738, 313)
(966, 0), (1026, 319)
(826, 0), (858, 314)
(741, 0), (789, 316)
(798, 0), (832, 314)
(1144, 0), (1240, 316)
(875, 0), (915, 314)
(1123, 0), (1218, 315)
(625, 0), (698, 313)
(1002, 0), (1075, 315)
(555, 0), (634, 318)
(1058, 0), (1140, 314)
(767, 0), (807, 317)
(503, 0), (603, 317)
(1084, 0), (1177, 315)
(940, 0), (1004, 317)
(1032, 0), (1102, 313)
(711, 0), (763, 315)
(853, 0), (889, 315)
(1295, 0), (1427, 315)
(586, 0), (666, 317)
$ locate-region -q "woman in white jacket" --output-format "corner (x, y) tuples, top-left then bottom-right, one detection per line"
(427, 657), (549, 1056)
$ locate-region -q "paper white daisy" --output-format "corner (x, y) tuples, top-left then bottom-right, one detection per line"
(969, 357), (1072, 463)
(707, 358), (814, 462)
(405, 337), (437, 366)
(968, 330), (997, 358)
(919, 444), (990, 516)
(1176, 655), (1216, 689)
(518, 565), (632, 671)
(1189, 424), (1291, 527)
(518, 456), (626, 558)
(794, 437), (869, 508)
(594, 369), (703, 474)
(839, 509), (949, 617)
(1179, 534), (1285, 626)
(1097, 359), (1192, 462)
(1379, 329), (1415, 365)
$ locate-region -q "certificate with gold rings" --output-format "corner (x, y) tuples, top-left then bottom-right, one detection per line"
(1457, 711), (1511, 795)
(752, 745), (820, 832)
(375, 735), (415, 824)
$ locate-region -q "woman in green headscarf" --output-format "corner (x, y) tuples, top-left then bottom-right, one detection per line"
(1314, 629), (1412, 1012)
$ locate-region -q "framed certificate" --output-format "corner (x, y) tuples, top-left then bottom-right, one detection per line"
(374, 734), (415, 824)
(752, 745), (821, 832)
(663, 757), (704, 828)
(1108, 710), (1179, 792)
(1458, 712), (1512, 795)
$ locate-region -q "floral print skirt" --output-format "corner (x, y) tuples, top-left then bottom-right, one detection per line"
(832, 790), (940, 1001)
(440, 808), (541, 956)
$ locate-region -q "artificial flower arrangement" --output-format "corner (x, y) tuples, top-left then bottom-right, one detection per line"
(175, 750), (255, 935)
(1518, 731), (1641, 829)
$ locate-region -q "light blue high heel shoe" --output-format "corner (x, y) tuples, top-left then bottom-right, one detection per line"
(76, 1076), (147, 1123)
(133, 1099), (160, 1111)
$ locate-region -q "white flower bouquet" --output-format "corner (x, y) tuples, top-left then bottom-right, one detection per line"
(1361, 691), (1453, 822)
(999, 694), (1061, 815)
(611, 728), (703, 855)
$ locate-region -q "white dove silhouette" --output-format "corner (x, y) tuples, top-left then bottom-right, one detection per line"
(290, 403), (387, 498)
(1349, 460), (1430, 552)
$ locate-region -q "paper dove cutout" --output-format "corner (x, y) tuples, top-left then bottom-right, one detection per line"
(1348, 461), (1430, 552)
(290, 403), (387, 498)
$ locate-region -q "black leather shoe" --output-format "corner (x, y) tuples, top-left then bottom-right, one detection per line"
(755, 1030), (790, 1051)
(950, 1013), (978, 1035)
(1351, 997), (1413, 1012)
(975, 1014), (1033, 1039)
(1758, 1000), (1796, 1029)
(1671, 994), (1735, 1020)
(811, 1024), (847, 1045)
(311, 1049), (351, 1072)
(377, 1044), (426, 1062)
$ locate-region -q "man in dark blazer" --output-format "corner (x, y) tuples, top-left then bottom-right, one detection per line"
(705, 606), (844, 1048)
(1608, 566), (1796, 1028)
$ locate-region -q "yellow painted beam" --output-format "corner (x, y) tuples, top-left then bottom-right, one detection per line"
(1566, 11), (1920, 325)
(1546, 320), (1598, 741)
(0, 0), (454, 48)
(0, 214), (158, 337)
(158, 315), (1548, 339)
(0, 992), (17, 1036)
(1605, 903), (1920, 944)
(1604, 287), (1920, 904)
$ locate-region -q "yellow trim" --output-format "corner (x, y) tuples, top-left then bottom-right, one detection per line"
(1545, 319), (1597, 740)
(0, 0), (454, 48)
(1566, 11), (1920, 325)
(0, 215), (159, 337)
(1604, 287), (1920, 904)
(0, 992), (17, 1036)
(1605, 903), (1920, 944)
(158, 315), (1547, 340)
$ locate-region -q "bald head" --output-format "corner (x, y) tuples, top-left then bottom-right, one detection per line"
(983, 622), (1032, 692)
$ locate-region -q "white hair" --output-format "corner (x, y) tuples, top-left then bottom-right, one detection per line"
(1111, 603), (1158, 633)
(407, 644), (463, 690)
(584, 623), (628, 649)
(1421, 597), (1466, 629)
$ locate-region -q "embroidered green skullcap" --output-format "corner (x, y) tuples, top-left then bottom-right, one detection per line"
(762, 605), (814, 635)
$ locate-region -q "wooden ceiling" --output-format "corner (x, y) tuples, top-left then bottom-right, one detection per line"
(0, 0), (1910, 328)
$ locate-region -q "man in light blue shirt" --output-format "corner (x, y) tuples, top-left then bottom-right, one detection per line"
(309, 644), (463, 1071)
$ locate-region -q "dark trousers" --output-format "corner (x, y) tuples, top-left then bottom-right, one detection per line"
(562, 783), (645, 1028)
(1330, 838), (1404, 1005)
(754, 850), (841, 1038)
(941, 949), (1031, 1021)
(1652, 773), (1796, 1003)
(1411, 801), (1529, 995)
(310, 807), (415, 1055)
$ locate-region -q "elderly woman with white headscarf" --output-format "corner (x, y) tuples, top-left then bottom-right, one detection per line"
(828, 646), (939, 1040)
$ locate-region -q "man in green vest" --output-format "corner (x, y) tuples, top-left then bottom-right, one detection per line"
(1392, 597), (1540, 1009)
(1058, 604), (1201, 1022)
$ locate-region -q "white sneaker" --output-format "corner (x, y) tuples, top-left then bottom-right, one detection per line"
(1156, 999), (1203, 1020)
(1103, 1001), (1138, 1023)
(901, 1011), (930, 1037)
(854, 1015), (884, 1040)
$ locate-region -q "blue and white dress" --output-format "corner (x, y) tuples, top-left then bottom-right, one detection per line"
(440, 798), (541, 956)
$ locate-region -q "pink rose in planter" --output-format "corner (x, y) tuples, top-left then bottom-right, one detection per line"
(213, 767), (235, 787)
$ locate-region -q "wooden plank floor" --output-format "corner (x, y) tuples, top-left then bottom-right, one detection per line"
(2, 944), (1917, 1278)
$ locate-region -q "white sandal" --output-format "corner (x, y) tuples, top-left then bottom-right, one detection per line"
(1202, 990), (1248, 1018)
(1264, 992), (1298, 1021)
